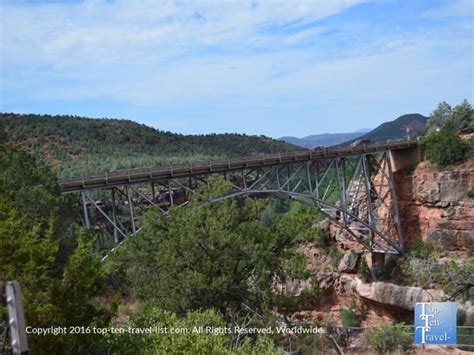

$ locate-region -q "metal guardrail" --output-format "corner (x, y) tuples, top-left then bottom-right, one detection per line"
(59, 140), (419, 193)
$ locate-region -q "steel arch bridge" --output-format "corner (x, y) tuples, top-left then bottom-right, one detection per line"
(60, 140), (418, 256)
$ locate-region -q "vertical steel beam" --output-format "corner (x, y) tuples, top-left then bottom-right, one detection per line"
(286, 165), (291, 191)
(335, 158), (347, 223)
(242, 169), (247, 189)
(314, 161), (320, 201)
(362, 154), (375, 249)
(151, 182), (156, 202)
(81, 191), (90, 229)
(111, 188), (118, 244)
(275, 167), (281, 190)
(385, 152), (404, 252)
(168, 180), (174, 206)
(125, 185), (136, 235)
(306, 162), (313, 194)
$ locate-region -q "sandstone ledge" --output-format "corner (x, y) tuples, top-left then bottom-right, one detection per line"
(341, 275), (445, 311)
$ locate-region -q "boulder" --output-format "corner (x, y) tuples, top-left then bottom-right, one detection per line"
(337, 250), (361, 273)
(317, 272), (338, 290)
(459, 301), (474, 325)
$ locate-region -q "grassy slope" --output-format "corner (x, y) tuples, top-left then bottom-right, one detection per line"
(1, 113), (299, 178)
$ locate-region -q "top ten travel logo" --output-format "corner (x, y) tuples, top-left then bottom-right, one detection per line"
(415, 302), (457, 345)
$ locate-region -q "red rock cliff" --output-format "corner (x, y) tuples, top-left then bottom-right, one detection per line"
(395, 159), (474, 250)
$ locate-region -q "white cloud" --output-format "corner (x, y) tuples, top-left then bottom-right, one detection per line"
(0, 0), (363, 106)
(421, 0), (473, 19)
(0, 0), (472, 137)
(1, 0), (360, 68)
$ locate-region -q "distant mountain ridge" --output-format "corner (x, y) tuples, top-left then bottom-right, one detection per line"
(279, 113), (428, 148)
(279, 129), (370, 148)
(341, 113), (428, 146)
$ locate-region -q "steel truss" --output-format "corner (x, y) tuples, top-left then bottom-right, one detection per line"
(78, 151), (404, 256)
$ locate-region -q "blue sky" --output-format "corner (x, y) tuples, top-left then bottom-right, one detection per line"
(0, 0), (472, 137)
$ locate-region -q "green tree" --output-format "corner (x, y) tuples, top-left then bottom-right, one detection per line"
(0, 120), (7, 143)
(451, 99), (474, 130)
(427, 100), (474, 132)
(427, 101), (452, 132)
(0, 198), (58, 321)
(0, 143), (111, 353)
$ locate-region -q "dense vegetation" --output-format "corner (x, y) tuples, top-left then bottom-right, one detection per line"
(103, 182), (330, 353)
(109, 181), (323, 314)
(421, 130), (469, 167)
(421, 100), (473, 167)
(0, 113), (298, 178)
(0, 136), (331, 353)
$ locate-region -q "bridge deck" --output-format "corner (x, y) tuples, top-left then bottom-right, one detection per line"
(59, 140), (418, 193)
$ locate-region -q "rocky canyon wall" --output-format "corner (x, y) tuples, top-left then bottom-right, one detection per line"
(394, 159), (474, 250)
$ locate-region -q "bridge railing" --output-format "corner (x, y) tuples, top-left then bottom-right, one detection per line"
(59, 139), (418, 193)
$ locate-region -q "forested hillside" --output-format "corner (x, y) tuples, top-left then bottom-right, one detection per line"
(0, 113), (298, 177)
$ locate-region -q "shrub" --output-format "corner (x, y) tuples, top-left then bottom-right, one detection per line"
(406, 238), (433, 258)
(468, 136), (474, 158)
(328, 245), (343, 268)
(421, 130), (468, 167)
(467, 189), (474, 199)
(110, 308), (282, 354)
(340, 307), (360, 327)
(365, 323), (412, 355)
(401, 255), (474, 298)
(358, 256), (371, 282)
(275, 284), (325, 312)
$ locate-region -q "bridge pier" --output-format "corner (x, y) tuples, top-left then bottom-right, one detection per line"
(389, 146), (421, 172)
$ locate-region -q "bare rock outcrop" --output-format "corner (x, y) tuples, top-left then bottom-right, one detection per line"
(337, 250), (361, 273)
(341, 275), (445, 311)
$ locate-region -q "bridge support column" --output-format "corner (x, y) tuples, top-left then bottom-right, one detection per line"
(389, 146), (421, 172)
(125, 185), (136, 235)
(111, 188), (118, 244)
(81, 191), (90, 229)
(362, 154), (375, 250)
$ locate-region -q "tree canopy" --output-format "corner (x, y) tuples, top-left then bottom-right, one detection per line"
(427, 99), (473, 132)
(109, 180), (324, 318)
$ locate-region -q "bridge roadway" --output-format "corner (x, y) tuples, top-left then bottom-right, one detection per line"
(59, 140), (418, 193)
